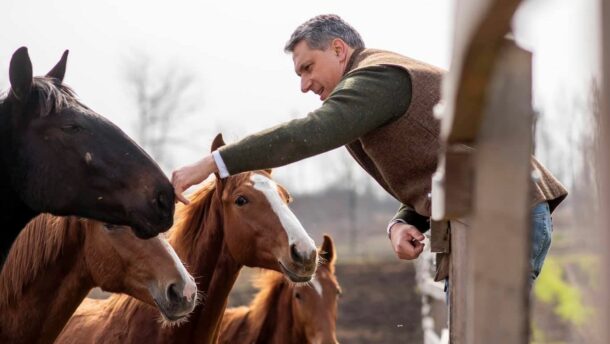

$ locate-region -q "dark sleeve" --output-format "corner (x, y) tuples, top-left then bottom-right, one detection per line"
(218, 66), (411, 174)
(392, 203), (430, 233)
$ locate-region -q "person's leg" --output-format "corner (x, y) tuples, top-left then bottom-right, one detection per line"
(530, 202), (553, 285)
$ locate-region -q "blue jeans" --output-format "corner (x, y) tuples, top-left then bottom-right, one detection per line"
(530, 201), (553, 283)
(444, 202), (553, 297)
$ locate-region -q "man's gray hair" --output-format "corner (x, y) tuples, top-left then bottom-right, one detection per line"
(284, 14), (365, 52)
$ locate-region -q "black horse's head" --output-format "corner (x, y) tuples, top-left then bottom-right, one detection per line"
(0, 47), (175, 238)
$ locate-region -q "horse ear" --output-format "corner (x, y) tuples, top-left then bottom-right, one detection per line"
(9, 47), (33, 102)
(46, 50), (69, 82)
(211, 133), (226, 152)
(264, 169), (273, 175)
(319, 234), (336, 269)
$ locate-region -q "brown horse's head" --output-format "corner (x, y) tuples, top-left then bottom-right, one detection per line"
(213, 134), (318, 282)
(292, 234), (340, 344)
(83, 220), (198, 321)
(1, 47), (174, 240)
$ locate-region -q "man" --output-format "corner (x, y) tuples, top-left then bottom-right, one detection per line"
(172, 14), (567, 283)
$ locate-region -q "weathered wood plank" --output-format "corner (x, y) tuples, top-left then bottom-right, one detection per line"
(431, 145), (474, 220)
(467, 39), (532, 343)
(600, 0), (610, 342)
(439, 0), (523, 143)
(449, 219), (469, 344)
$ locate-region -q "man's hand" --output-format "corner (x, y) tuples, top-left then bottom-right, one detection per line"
(389, 222), (425, 260)
(171, 154), (218, 205)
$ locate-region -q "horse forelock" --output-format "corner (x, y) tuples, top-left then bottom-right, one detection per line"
(31, 77), (82, 117)
(0, 214), (79, 306)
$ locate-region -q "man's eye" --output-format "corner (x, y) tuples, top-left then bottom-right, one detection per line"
(235, 196), (248, 206)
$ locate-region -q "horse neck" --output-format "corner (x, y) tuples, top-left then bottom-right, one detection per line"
(0, 103), (38, 263)
(161, 188), (243, 343)
(225, 276), (298, 344)
(256, 283), (305, 344)
(0, 219), (91, 343)
(0, 193), (37, 264)
(190, 242), (242, 343)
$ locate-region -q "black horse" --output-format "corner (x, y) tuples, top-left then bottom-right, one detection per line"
(0, 47), (175, 260)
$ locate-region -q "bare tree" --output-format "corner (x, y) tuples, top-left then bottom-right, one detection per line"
(123, 53), (201, 170)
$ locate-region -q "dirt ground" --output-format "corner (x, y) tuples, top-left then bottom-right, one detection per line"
(228, 260), (423, 344)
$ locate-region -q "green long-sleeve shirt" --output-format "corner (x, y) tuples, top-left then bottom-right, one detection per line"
(219, 65), (410, 171)
(218, 65), (429, 232)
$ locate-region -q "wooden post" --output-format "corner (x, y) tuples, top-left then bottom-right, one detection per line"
(600, 0), (610, 342)
(467, 39), (532, 343)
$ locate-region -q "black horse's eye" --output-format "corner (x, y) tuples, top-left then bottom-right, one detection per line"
(295, 292), (301, 300)
(103, 223), (120, 230)
(235, 196), (248, 206)
(61, 124), (82, 133)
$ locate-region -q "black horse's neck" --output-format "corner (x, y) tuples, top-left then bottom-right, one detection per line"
(0, 101), (38, 265)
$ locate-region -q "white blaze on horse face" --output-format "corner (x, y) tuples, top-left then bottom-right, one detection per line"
(250, 174), (316, 254)
(158, 236), (197, 302)
(311, 277), (323, 297)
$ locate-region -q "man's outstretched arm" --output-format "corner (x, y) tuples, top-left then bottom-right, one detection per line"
(172, 66), (411, 203)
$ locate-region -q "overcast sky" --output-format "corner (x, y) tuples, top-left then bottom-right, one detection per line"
(1, 0), (599, 193)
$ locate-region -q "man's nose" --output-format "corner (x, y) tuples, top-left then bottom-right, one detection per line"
(301, 76), (311, 93)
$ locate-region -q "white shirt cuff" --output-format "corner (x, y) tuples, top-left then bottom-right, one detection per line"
(387, 219), (407, 239)
(212, 150), (230, 179)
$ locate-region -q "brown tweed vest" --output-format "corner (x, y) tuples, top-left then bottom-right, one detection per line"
(344, 49), (567, 216)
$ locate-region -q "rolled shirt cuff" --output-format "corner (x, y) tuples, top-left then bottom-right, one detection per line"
(212, 150), (230, 179)
(387, 219), (407, 239)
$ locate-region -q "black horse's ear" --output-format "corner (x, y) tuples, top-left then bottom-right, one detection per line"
(46, 50), (69, 82)
(320, 234), (336, 270)
(211, 133), (226, 152)
(9, 47), (33, 102)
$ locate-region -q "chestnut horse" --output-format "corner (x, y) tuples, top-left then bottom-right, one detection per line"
(0, 47), (175, 261)
(0, 214), (197, 344)
(219, 234), (341, 344)
(57, 134), (318, 344)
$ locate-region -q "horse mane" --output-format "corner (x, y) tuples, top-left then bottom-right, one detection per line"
(168, 179), (218, 261)
(246, 270), (289, 331)
(0, 77), (82, 115)
(0, 214), (81, 305)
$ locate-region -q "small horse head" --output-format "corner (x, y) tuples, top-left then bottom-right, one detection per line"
(83, 220), (198, 321)
(213, 134), (318, 283)
(1, 47), (175, 238)
(292, 234), (341, 344)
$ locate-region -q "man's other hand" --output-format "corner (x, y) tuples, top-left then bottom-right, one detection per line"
(389, 223), (425, 260)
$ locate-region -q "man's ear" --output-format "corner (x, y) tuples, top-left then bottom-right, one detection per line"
(9, 47), (33, 102)
(330, 38), (348, 60)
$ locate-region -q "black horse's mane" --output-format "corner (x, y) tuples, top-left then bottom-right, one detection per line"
(0, 77), (82, 116)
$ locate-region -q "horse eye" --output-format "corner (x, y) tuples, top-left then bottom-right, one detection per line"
(61, 124), (82, 133)
(295, 292), (301, 300)
(235, 196), (248, 206)
(103, 223), (119, 230)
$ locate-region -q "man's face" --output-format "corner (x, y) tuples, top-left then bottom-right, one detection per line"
(292, 40), (344, 101)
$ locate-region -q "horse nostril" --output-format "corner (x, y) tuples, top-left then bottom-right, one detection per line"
(290, 243), (304, 264)
(166, 283), (182, 304)
(155, 189), (173, 216)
